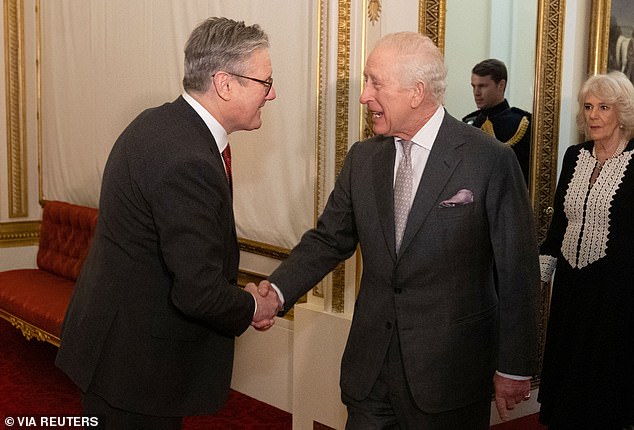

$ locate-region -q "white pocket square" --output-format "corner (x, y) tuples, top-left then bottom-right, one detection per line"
(439, 189), (474, 207)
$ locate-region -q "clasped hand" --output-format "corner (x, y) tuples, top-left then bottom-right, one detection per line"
(245, 280), (282, 331)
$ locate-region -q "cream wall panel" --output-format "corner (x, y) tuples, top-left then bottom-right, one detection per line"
(232, 318), (293, 413)
(40, 0), (317, 249)
(0, 246), (36, 270)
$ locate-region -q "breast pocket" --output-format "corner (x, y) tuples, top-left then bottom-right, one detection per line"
(433, 202), (474, 221)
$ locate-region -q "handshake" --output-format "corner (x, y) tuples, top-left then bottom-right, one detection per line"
(245, 280), (282, 331)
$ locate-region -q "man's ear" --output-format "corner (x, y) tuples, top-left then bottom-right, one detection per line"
(213, 72), (232, 101)
(499, 79), (507, 93)
(411, 81), (425, 108)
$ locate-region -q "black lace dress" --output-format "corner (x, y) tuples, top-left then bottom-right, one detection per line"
(538, 140), (634, 429)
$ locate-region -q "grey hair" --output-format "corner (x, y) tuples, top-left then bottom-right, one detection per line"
(183, 17), (269, 93)
(374, 32), (447, 104)
(576, 71), (634, 140)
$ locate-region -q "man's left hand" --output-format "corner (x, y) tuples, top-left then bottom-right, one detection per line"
(493, 373), (531, 421)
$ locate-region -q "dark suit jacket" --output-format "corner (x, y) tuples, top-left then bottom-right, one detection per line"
(270, 111), (539, 414)
(55, 96), (255, 416)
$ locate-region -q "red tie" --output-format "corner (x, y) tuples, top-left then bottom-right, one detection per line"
(221, 144), (232, 191)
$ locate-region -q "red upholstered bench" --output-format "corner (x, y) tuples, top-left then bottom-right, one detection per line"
(0, 201), (98, 346)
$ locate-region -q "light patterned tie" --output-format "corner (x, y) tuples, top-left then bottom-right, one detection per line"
(221, 144), (233, 191)
(394, 140), (413, 252)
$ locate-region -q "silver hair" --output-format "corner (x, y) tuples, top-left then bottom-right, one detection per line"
(374, 32), (447, 104)
(183, 17), (269, 93)
(576, 71), (634, 140)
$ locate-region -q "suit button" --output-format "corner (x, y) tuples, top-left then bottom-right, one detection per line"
(394, 288), (402, 294)
(385, 322), (392, 330)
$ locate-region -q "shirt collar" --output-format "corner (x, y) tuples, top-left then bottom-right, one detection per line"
(182, 91), (228, 153)
(395, 105), (445, 151)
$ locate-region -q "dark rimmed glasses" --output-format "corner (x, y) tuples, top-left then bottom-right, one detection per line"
(226, 72), (273, 96)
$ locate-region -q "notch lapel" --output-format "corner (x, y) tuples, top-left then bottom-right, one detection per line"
(372, 137), (398, 262)
(398, 117), (463, 256)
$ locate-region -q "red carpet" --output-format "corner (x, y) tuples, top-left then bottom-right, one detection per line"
(491, 414), (546, 430)
(0, 319), (291, 429)
(1, 318), (546, 429)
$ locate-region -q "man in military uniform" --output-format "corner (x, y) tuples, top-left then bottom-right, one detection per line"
(463, 59), (531, 184)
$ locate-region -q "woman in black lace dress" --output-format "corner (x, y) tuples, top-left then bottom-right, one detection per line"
(538, 72), (634, 429)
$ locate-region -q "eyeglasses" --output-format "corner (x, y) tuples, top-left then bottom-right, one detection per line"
(226, 72), (273, 96)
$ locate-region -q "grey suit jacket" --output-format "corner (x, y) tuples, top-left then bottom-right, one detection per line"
(270, 111), (539, 413)
(56, 96), (255, 416)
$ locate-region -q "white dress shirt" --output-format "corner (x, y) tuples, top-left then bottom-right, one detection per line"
(182, 91), (230, 173)
(393, 105), (444, 201)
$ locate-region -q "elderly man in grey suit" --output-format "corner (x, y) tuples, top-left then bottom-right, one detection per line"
(55, 17), (281, 430)
(260, 32), (539, 429)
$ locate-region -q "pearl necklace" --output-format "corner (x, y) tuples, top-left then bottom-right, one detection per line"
(593, 139), (629, 172)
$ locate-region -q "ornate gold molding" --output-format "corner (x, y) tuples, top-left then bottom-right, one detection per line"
(0, 308), (60, 346)
(0, 220), (39, 246)
(530, 0), (565, 383)
(418, 0), (446, 53)
(4, 0), (28, 218)
(368, 0), (381, 24)
(531, 0), (565, 244)
(329, 0), (352, 313)
(315, 0), (328, 223)
(238, 238), (289, 260)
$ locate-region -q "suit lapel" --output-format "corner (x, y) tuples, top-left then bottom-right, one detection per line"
(398, 114), (463, 256)
(372, 137), (398, 262)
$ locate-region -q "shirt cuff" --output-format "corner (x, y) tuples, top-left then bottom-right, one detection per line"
(251, 294), (258, 318)
(496, 370), (531, 380)
(270, 282), (286, 307)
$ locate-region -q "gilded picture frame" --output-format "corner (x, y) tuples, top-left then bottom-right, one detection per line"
(589, 0), (634, 81)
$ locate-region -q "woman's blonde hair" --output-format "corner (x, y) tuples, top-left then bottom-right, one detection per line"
(576, 71), (634, 140)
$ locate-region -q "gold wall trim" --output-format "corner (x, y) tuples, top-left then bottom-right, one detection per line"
(312, 0), (329, 299)
(418, 0), (446, 53)
(4, 0), (28, 218)
(238, 238), (289, 260)
(315, 0), (328, 221)
(0, 308), (59, 346)
(0, 220), (39, 246)
(530, 0), (565, 383)
(531, 0), (565, 243)
(368, 0), (381, 23)
(36, 0), (42, 203)
(329, 0), (352, 313)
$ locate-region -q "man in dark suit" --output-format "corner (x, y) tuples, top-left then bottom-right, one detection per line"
(260, 32), (539, 428)
(462, 59), (532, 184)
(55, 17), (281, 429)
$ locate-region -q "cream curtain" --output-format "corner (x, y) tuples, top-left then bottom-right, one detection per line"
(41, 0), (316, 249)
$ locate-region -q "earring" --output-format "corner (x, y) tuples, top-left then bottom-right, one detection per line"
(619, 124), (624, 129)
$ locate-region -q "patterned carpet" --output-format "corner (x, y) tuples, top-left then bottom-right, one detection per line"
(1, 318), (547, 429)
(0, 319), (291, 429)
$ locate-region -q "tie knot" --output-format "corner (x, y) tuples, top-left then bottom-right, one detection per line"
(222, 144), (232, 165)
(401, 140), (413, 156)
